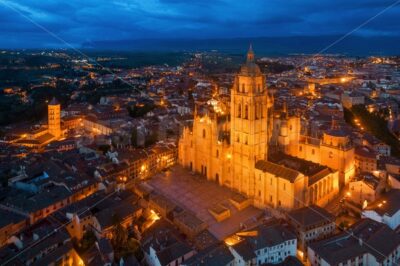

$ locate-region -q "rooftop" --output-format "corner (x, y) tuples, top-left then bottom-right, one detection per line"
(309, 218), (400, 264)
(364, 189), (400, 217)
(287, 204), (335, 229)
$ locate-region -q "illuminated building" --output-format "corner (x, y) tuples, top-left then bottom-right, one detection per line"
(14, 97), (63, 149)
(178, 47), (346, 210)
(48, 97), (61, 138)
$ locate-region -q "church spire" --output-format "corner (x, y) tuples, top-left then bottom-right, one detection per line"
(247, 43), (255, 62)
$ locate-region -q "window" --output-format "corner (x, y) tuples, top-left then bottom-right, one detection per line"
(242, 83), (245, 92)
(244, 105), (249, 119)
(299, 146), (302, 152)
(202, 129), (206, 138)
(238, 104), (242, 118)
(216, 150), (219, 158)
(312, 149), (315, 155)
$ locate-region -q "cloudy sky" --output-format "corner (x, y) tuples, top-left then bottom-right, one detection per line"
(0, 0), (400, 48)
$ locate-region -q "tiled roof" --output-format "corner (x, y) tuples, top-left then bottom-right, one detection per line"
(255, 160), (299, 182)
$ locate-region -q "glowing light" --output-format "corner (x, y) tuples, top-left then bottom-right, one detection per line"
(149, 209), (160, 222)
(78, 258), (84, 266)
(141, 164), (146, 171)
(340, 77), (347, 83)
(226, 153), (232, 159)
(224, 236), (241, 246)
(346, 192), (351, 197)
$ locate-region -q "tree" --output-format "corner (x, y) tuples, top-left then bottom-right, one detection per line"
(346, 105), (400, 156)
(131, 128), (138, 147)
(145, 131), (158, 147)
(112, 223), (128, 250)
(123, 238), (143, 261)
(79, 231), (96, 252)
(98, 144), (111, 155)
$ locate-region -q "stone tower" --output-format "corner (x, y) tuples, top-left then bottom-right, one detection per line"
(230, 45), (269, 197)
(48, 97), (61, 138)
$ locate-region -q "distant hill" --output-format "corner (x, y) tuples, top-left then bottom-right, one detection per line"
(82, 35), (400, 56)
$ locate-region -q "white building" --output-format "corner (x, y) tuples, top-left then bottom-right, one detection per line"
(229, 222), (297, 266)
(362, 189), (400, 230)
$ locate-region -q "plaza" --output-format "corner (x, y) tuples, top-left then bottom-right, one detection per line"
(145, 165), (264, 240)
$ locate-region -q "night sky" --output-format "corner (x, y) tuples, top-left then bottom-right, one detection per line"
(0, 0), (400, 48)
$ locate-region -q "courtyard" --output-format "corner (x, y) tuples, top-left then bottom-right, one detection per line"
(145, 165), (264, 240)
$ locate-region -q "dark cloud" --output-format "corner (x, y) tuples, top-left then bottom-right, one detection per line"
(0, 0), (399, 48)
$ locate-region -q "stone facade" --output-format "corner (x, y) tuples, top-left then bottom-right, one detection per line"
(178, 47), (354, 210)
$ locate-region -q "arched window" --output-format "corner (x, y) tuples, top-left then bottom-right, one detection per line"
(216, 150), (219, 158)
(244, 105), (249, 119)
(255, 104), (258, 119)
(257, 84), (261, 92)
(242, 83), (245, 92)
(238, 104), (242, 118)
(202, 129), (206, 138)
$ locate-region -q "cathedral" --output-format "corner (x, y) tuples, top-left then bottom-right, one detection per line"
(178, 47), (355, 210)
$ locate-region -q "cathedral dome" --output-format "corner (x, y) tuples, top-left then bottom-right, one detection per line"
(240, 45), (262, 76)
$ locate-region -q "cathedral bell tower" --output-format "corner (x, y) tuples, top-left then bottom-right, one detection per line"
(230, 45), (269, 197)
(48, 97), (61, 139)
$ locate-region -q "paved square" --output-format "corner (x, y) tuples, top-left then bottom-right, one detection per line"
(146, 165), (264, 240)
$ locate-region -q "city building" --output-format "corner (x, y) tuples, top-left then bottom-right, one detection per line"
(287, 205), (335, 258)
(228, 222), (297, 265)
(48, 97), (62, 138)
(362, 189), (400, 230)
(12, 97), (63, 149)
(178, 47), (348, 210)
(308, 218), (400, 266)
